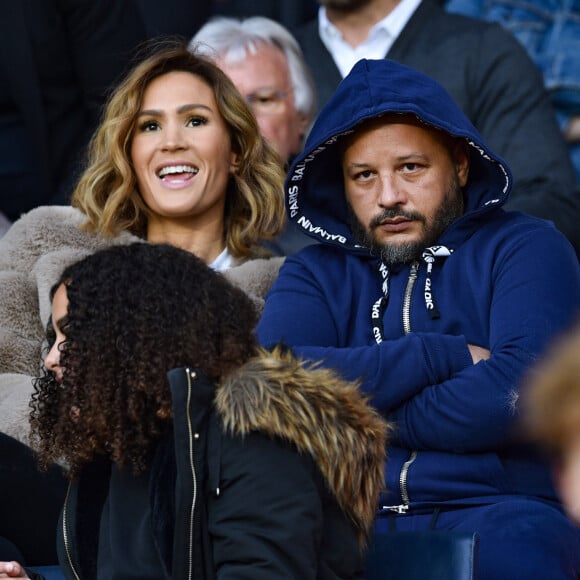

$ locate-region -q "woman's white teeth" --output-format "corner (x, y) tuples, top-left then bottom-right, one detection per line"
(158, 165), (198, 177)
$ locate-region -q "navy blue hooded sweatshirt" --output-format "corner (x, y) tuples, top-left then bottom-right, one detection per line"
(257, 59), (580, 510)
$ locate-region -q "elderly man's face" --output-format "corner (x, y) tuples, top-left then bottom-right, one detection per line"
(342, 118), (469, 264)
(218, 43), (308, 162)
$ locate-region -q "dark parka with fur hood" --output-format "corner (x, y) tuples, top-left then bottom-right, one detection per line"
(53, 349), (388, 580)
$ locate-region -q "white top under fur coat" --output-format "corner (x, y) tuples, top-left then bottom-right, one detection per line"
(0, 206), (284, 444)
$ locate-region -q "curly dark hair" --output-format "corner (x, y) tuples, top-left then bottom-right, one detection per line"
(29, 242), (258, 476)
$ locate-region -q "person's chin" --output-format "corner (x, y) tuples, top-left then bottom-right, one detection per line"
(374, 230), (419, 248)
(373, 233), (425, 265)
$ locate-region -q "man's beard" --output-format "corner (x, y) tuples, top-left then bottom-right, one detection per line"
(318, 0), (374, 12)
(349, 180), (464, 265)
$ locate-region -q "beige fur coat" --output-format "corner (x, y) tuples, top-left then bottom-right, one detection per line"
(0, 206), (283, 444)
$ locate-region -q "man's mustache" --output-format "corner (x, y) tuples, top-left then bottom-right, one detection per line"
(370, 209), (424, 228)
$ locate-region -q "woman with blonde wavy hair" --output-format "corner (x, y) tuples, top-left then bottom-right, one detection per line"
(73, 40), (284, 260)
(0, 40), (286, 568)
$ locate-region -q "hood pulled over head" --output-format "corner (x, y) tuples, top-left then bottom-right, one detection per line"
(286, 58), (512, 250)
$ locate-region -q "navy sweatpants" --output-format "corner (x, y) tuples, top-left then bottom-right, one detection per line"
(375, 498), (580, 579)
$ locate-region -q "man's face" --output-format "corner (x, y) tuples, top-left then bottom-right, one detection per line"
(217, 43), (309, 162)
(342, 118), (469, 264)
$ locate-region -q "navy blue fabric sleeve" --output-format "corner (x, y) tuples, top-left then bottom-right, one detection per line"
(392, 227), (580, 452)
(257, 254), (473, 410)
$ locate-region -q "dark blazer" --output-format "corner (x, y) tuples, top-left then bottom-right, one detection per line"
(294, 0), (580, 255)
(133, 0), (212, 39)
(0, 0), (145, 221)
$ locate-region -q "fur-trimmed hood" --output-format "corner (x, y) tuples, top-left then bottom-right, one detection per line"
(0, 206), (284, 444)
(216, 347), (390, 541)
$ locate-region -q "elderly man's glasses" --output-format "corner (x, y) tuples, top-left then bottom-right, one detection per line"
(245, 90), (289, 115)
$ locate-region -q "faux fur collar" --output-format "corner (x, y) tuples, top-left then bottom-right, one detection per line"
(215, 347), (390, 543)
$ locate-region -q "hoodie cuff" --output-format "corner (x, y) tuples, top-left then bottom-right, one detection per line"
(420, 333), (473, 384)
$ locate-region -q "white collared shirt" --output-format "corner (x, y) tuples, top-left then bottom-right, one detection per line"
(318, 0), (422, 78)
(209, 247), (233, 272)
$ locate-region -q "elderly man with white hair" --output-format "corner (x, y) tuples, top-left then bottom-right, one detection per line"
(192, 16), (317, 164)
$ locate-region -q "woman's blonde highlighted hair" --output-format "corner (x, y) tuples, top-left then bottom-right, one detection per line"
(72, 39), (285, 258)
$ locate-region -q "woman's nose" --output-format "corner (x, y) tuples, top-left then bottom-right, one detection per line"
(44, 342), (61, 372)
(161, 123), (188, 151)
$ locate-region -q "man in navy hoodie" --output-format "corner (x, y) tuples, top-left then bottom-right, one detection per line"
(257, 58), (580, 578)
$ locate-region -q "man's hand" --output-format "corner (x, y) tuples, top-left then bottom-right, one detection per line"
(468, 344), (490, 364)
(0, 562), (29, 578)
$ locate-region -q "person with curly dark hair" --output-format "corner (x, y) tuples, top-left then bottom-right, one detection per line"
(0, 242), (388, 580)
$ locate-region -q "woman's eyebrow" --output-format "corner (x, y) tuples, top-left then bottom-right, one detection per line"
(136, 103), (213, 118)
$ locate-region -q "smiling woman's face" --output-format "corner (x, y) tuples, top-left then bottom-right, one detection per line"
(130, 71), (240, 229)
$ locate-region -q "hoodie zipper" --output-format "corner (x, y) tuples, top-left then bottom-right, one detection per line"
(62, 481), (81, 580)
(382, 450), (418, 513)
(185, 368), (198, 580)
(402, 261), (419, 335)
(384, 263), (419, 514)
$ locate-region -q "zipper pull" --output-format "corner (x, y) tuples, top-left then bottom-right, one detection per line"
(379, 504), (409, 515)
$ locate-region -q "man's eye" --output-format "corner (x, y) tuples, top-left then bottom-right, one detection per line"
(246, 91), (287, 114)
(355, 170), (374, 180)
